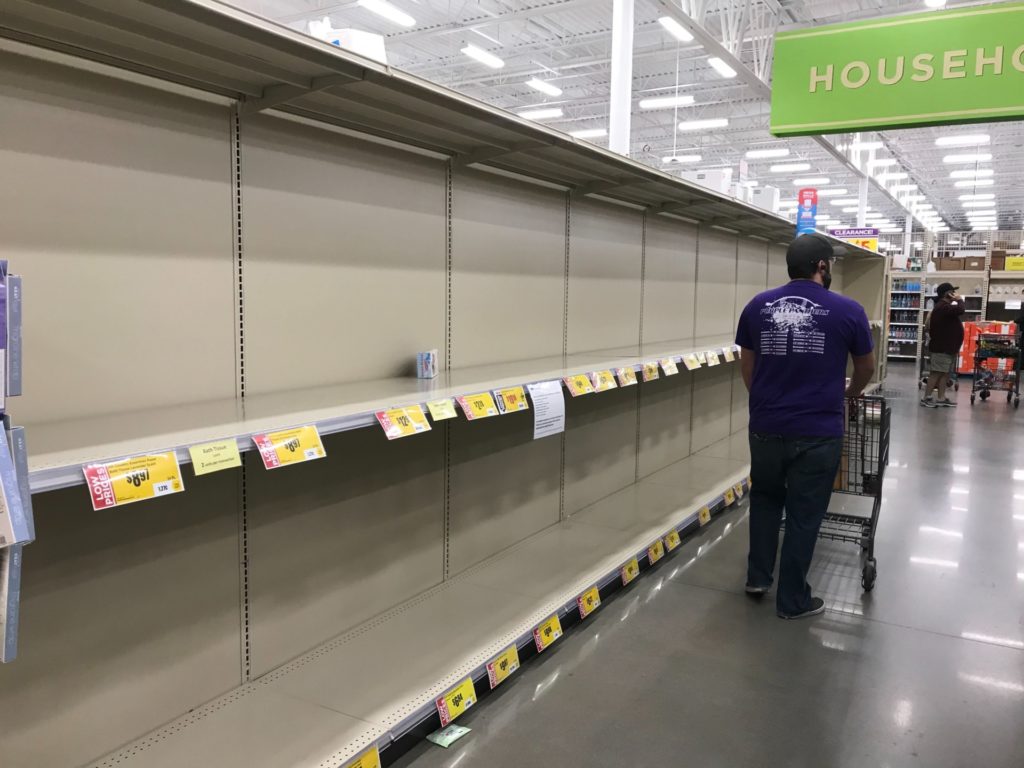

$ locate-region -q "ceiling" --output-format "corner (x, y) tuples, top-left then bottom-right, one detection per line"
(226, 0), (1024, 237)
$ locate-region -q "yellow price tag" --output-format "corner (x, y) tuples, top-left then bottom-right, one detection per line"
(188, 440), (241, 476)
(590, 370), (619, 392)
(615, 367), (638, 386)
(734, 483), (745, 499)
(84, 452), (185, 511)
(621, 557), (640, 585)
(252, 425), (325, 469)
(426, 398), (457, 421)
(494, 385), (529, 413)
(435, 677), (477, 726)
(698, 506), (711, 526)
(456, 392), (499, 420)
(722, 347), (736, 363)
(563, 374), (595, 397)
(642, 363), (660, 382)
(659, 358), (679, 376)
(486, 645), (520, 689)
(664, 529), (682, 551)
(577, 585), (601, 618)
(648, 539), (666, 564)
(705, 350), (721, 367)
(345, 746), (381, 768)
(533, 614), (563, 652)
(375, 405), (431, 440)
(724, 488), (736, 505)
(682, 354), (702, 371)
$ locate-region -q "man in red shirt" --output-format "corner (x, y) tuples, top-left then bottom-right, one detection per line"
(922, 282), (965, 408)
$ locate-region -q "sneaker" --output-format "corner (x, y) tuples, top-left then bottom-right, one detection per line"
(745, 584), (770, 597)
(937, 399), (957, 407)
(920, 398), (937, 408)
(777, 597), (826, 620)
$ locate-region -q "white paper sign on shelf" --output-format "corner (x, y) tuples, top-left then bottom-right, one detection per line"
(526, 380), (565, 440)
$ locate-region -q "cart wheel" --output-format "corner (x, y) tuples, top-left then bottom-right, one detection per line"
(1009, 391), (1014, 403)
(971, 395), (976, 405)
(981, 390), (990, 401)
(1016, 398), (1020, 410)
(862, 559), (877, 592)
(955, 381), (960, 392)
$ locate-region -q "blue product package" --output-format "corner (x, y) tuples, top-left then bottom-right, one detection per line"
(0, 543), (23, 662)
(0, 428), (30, 547)
(7, 275), (21, 398)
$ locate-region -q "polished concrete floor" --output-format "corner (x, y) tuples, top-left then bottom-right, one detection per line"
(393, 365), (1024, 768)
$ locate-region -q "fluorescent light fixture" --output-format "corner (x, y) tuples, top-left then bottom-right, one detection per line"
(850, 141), (884, 151)
(461, 43), (504, 69)
(770, 162), (811, 173)
(868, 159), (899, 168)
(909, 556), (959, 568)
(944, 153), (993, 164)
(950, 169), (994, 178)
(880, 228), (902, 233)
(830, 198), (860, 206)
(570, 128), (607, 139)
(925, 0), (948, 8)
(639, 94), (695, 109)
(902, 194), (926, 202)
(678, 117), (728, 131)
(518, 107), (562, 120)
(793, 177), (830, 186)
(950, 486), (969, 494)
(961, 632), (1024, 649)
(746, 148), (790, 159)
(662, 154), (701, 164)
(526, 77), (562, 97)
(707, 57), (737, 78)
(891, 184), (919, 192)
(955, 179), (995, 187)
(876, 172), (909, 181)
(842, 207), (863, 213)
(817, 188), (849, 197)
(657, 16), (694, 42)
(960, 193), (995, 200)
(919, 525), (964, 539)
(358, 0), (415, 27)
(936, 134), (989, 146)
(963, 201), (996, 208)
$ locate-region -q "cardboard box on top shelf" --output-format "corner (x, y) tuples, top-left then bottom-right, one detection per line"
(964, 257), (986, 271)
(938, 257), (963, 271)
(991, 254), (1006, 271)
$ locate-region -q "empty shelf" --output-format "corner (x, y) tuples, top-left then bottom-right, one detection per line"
(86, 435), (749, 768)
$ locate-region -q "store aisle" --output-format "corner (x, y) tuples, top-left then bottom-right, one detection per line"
(393, 366), (1024, 768)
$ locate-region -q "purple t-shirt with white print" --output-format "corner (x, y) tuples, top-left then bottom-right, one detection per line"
(735, 280), (874, 437)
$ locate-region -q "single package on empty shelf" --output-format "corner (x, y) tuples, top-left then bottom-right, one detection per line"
(417, 349), (438, 379)
(6, 422), (34, 543)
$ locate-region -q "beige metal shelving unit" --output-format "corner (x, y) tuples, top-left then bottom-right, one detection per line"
(0, 3), (888, 767)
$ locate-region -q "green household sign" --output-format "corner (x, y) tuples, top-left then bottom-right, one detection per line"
(770, 3), (1024, 136)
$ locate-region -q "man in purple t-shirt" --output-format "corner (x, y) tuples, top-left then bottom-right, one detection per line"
(735, 234), (875, 619)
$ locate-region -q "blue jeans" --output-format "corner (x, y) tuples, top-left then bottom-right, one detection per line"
(747, 432), (843, 616)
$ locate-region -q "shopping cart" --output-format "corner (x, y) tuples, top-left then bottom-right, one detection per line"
(970, 333), (1022, 407)
(818, 396), (890, 591)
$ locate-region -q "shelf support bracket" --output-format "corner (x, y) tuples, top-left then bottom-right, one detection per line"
(239, 73), (362, 115)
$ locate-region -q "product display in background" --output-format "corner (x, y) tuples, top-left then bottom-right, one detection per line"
(957, 322), (1018, 376)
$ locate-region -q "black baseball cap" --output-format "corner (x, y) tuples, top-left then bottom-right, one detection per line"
(936, 282), (959, 298)
(786, 233), (846, 274)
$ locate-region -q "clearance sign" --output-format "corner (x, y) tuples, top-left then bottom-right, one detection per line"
(770, 3), (1024, 136)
